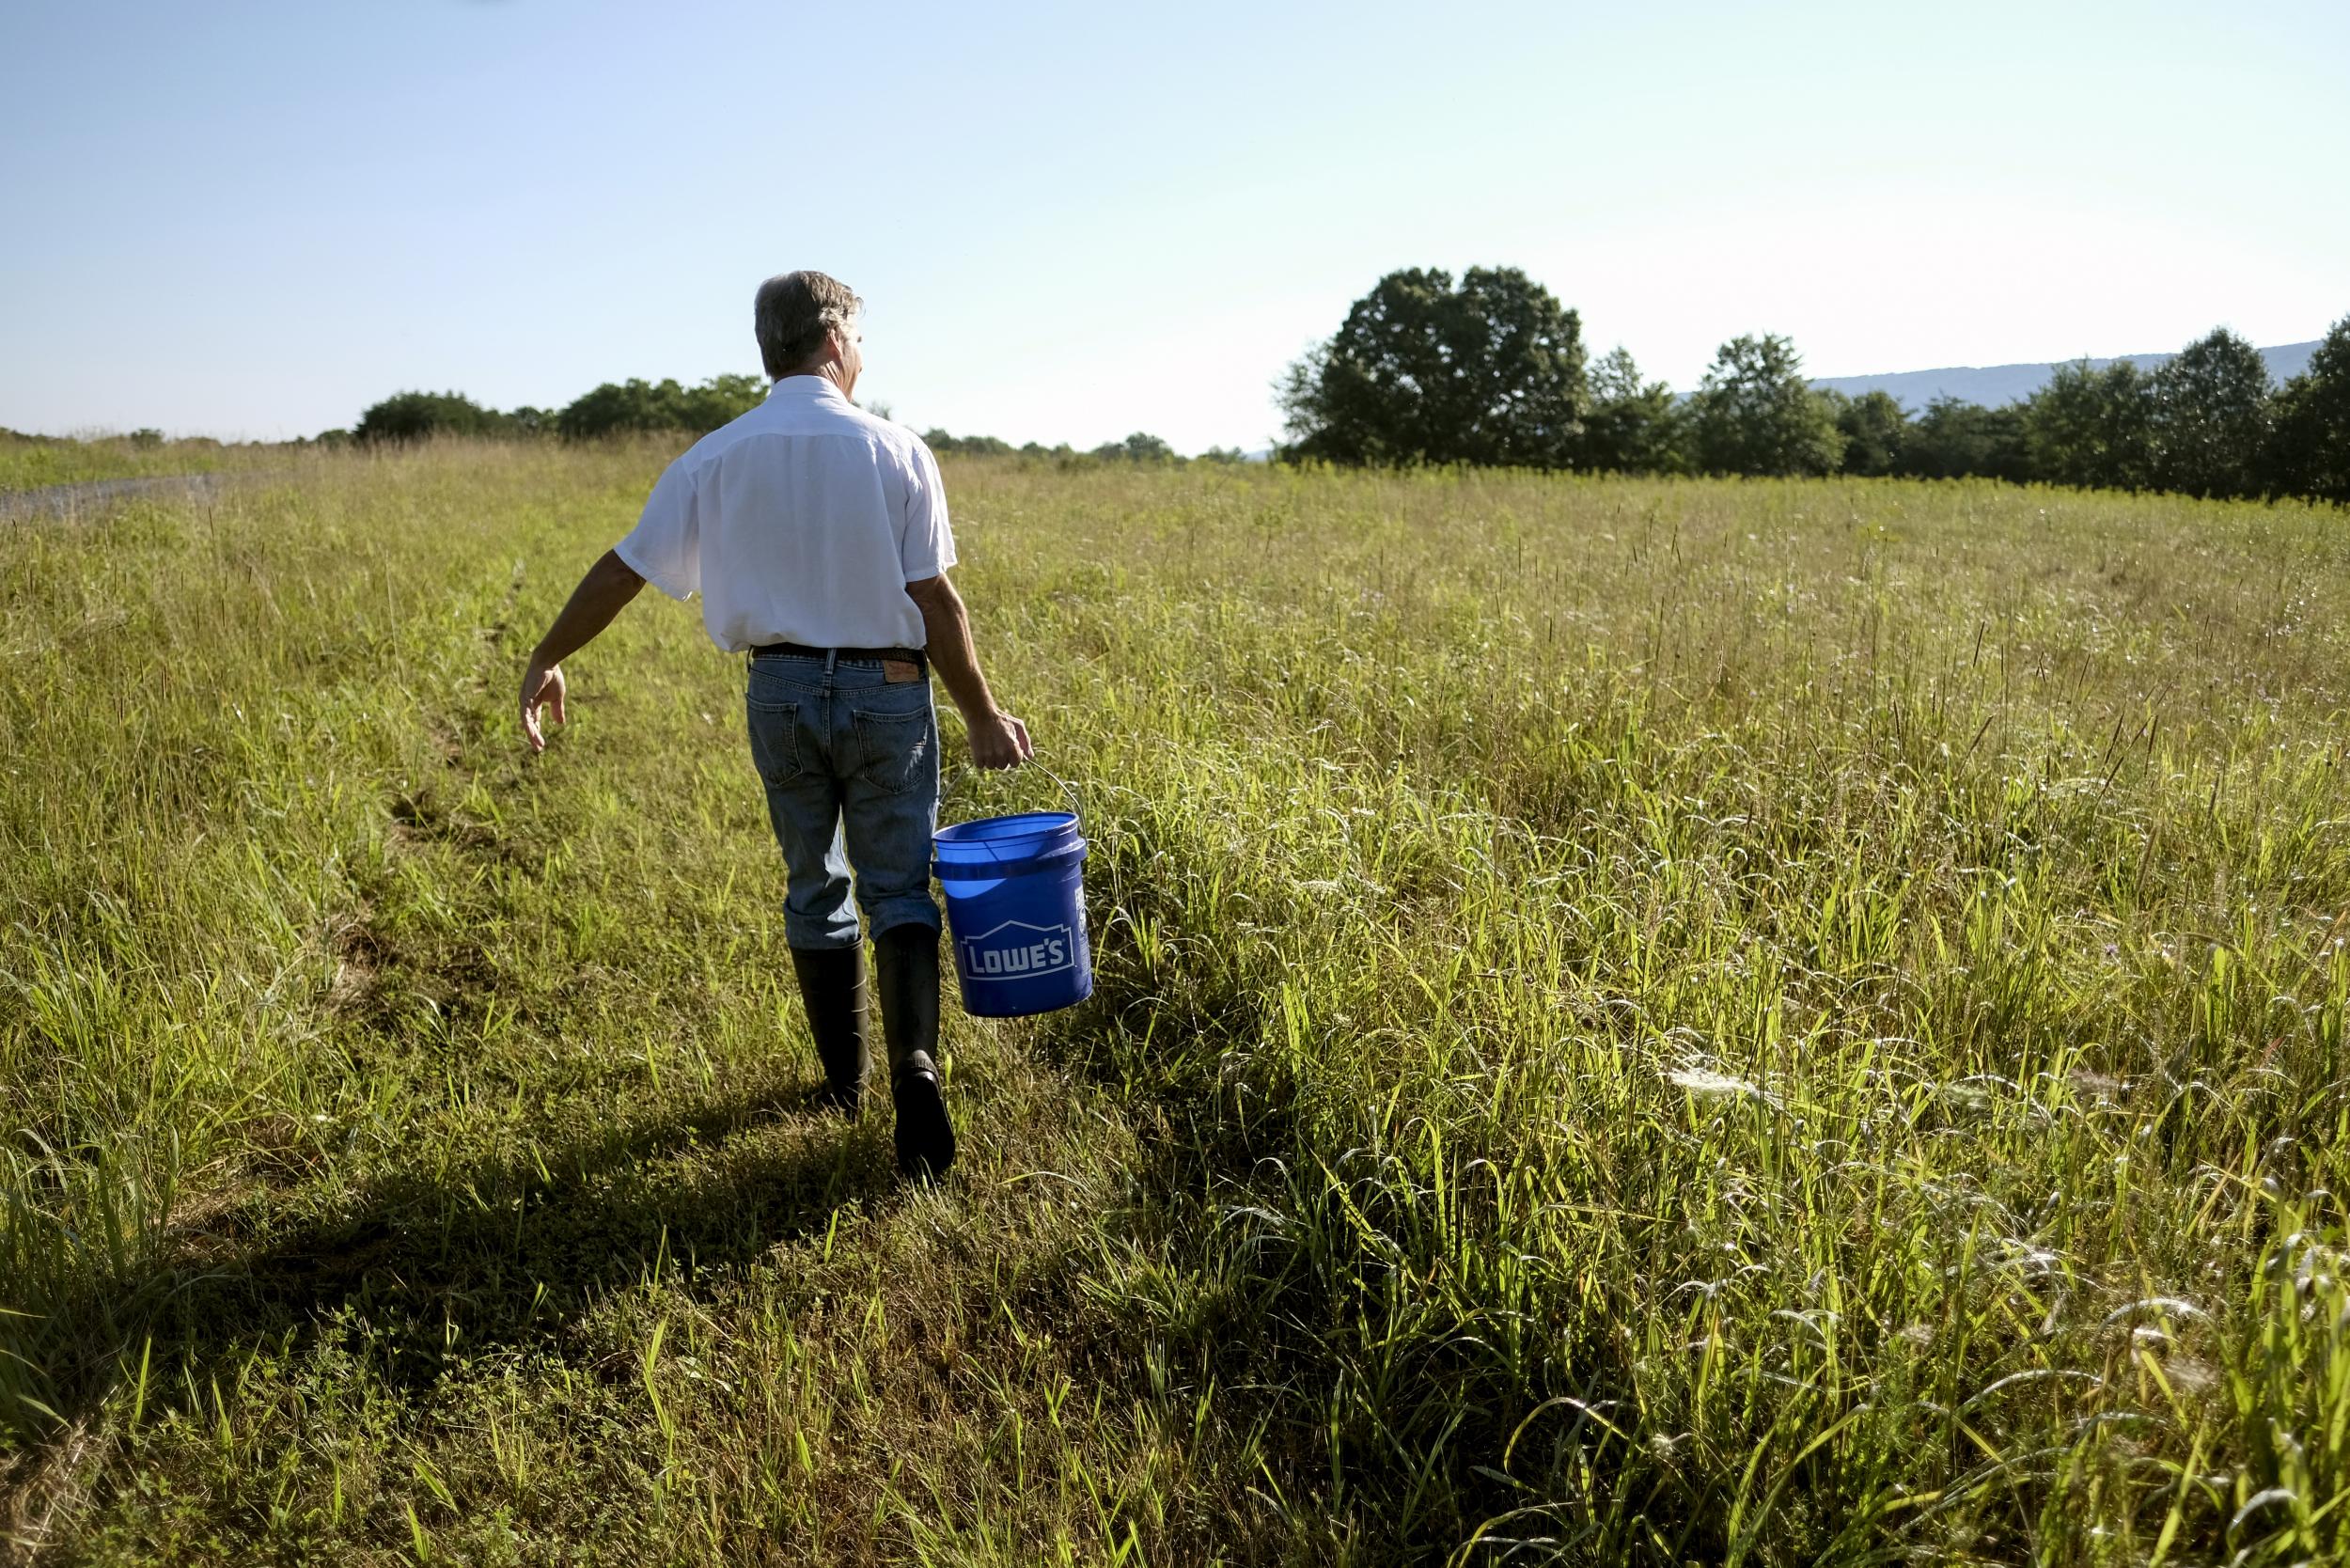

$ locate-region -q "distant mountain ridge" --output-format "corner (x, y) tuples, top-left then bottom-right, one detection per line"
(1812, 341), (2319, 411)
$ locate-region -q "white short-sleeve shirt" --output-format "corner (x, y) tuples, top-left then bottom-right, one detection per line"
(612, 375), (957, 653)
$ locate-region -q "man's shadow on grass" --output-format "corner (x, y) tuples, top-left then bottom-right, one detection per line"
(31, 1077), (898, 1436)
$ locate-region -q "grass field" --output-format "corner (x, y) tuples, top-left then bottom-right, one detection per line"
(4, 442), (2348, 1564)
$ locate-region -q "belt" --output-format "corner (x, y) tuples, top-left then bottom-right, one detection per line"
(749, 642), (927, 666)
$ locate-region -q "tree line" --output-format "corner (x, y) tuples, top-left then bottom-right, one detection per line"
(921, 430), (1252, 465)
(340, 380), (1224, 467)
(341, 374), (773, 444)
(1277, 267), (2350, 505)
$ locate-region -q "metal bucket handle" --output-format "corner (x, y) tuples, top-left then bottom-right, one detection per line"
(944, 760), (1084, 867)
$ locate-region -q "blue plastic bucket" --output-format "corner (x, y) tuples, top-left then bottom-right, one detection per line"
(933, 808), (1092, 1017)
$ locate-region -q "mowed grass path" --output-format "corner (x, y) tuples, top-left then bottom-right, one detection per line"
(3, 444), (2347, 1564)
(0, 434), (262, 497)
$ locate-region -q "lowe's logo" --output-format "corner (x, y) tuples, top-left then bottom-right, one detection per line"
(960, 919), (1077, 979)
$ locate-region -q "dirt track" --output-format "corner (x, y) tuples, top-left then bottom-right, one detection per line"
(0, 472), (229, 521)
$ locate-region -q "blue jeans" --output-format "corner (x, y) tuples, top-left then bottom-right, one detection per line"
(744, 652), (941, 949)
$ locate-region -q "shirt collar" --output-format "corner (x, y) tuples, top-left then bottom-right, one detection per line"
(768, 374), (848, 400)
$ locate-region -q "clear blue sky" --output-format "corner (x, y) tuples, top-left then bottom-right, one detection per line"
(4, 0), (2345, 452)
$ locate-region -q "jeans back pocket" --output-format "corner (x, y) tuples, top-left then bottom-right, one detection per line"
(745, 697), (802, 787)
(852, 704), (932, 795)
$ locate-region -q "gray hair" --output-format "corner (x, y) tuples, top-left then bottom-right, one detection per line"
(754, 271), (862, 379)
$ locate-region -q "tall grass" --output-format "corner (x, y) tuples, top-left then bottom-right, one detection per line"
(3, 443), (2346, 1562)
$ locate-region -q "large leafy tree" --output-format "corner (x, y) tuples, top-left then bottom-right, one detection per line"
(1900, 398), (2030, 483)
(1277, 266), (1588, 467)
(354, 390), (507, 443)
(556, 374), (765, 440)
(1826, 389), (1909, 478)
(1687, 335), (1842, 477)
(673, 373), (767, 432)
(2023, 359), (2154, 491)
(2149, 327), (2273, 498)
(922, 428), (1014, 457)
(2266, 315), (2350, 505)
(1580, 347), (1684, 474)
(1089, 432), (1179, 463)
(556, 380), (675, 439)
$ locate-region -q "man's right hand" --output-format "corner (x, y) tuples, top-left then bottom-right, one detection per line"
(515, 551), (646, 757)
(967, 709), (1033, 770)
(520, 660), (567, 754)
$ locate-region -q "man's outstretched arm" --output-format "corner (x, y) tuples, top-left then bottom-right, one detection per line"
(906, 572), (1031, 770)
(520, 549), (646, 752)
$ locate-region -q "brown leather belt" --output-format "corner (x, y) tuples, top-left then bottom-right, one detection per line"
(750, 642), (926, 666)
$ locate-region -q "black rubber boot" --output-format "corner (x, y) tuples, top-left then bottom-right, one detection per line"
(789, 945), (869, 1116)
(872, 924), (956, 1181)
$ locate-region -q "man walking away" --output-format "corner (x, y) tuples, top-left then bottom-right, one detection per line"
(516, 271), (1032, 1181)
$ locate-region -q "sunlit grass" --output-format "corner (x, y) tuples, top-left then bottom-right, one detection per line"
(3, 444), (2346, 1561)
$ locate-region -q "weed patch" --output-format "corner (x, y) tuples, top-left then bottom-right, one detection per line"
(6, 450), (2350, 1561)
